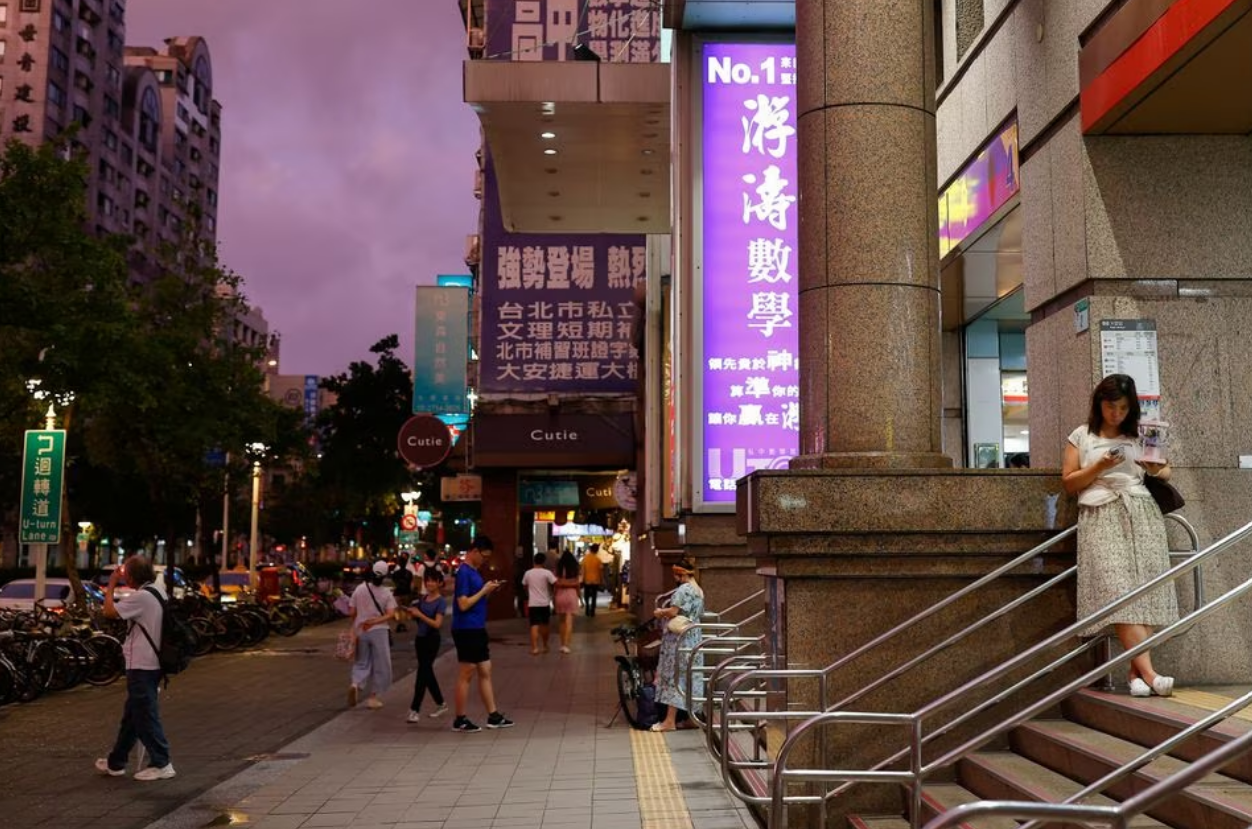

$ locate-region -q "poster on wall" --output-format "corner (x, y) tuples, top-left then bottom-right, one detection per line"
(1099, 319), (1161, 421)
(697, 41), (801, 508)
(479, 158), (645, 394)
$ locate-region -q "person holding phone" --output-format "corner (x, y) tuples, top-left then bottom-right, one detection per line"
(450, 535), (514, 732)
(1062, 374), (1178, 697)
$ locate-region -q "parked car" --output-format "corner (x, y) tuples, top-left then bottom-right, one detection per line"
(0, 578), (106, 610)
(199, 570), (253, 604)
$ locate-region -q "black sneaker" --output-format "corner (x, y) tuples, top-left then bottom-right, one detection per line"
(452, 716), (481, 733)
(486, 711), (514, 729)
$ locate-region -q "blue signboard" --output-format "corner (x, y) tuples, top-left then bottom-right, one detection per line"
(413, 286), (470, 414)
(303, 376), (320, 427)
(437, 274), (475, 290)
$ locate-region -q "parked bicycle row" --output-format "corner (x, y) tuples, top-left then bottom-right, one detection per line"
(0, 582), (346, 708)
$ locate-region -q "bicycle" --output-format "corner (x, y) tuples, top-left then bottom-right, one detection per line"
(609, 621), (660, 728)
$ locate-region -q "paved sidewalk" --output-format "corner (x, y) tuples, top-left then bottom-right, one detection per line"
(141, 606), (757, 829)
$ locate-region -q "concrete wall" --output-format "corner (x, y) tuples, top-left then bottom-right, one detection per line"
(939, 0), (1252, 682)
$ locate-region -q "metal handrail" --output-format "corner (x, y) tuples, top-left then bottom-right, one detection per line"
(713, 526), (1080, 804)
(682, 618), (767, 729)
(765, 517), (1252, 829)
(704, 589), (766, 621)
(922, 727), (1252, 829)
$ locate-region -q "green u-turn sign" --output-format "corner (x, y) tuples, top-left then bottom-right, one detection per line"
(20, 429), (66, 544)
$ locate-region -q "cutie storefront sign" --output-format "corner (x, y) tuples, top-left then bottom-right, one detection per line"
(698, 41), (800, 507)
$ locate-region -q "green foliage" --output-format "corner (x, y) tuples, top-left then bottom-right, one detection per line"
(0, 136), (308, 555)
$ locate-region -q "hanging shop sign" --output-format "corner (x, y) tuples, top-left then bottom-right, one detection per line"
(484, 0), (661, 63)
(397, 415), (453, 468)
(413, 286), (470, 414)
(473, 413), (635, 467)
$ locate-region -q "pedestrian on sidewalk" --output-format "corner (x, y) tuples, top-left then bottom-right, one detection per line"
(553, 548), (580, 654)
(651, 558), (705, 733)
(348, 560), (398, 710)
(580, 543), (604, 617)
(96, 555), (176, 781)
(451, 535), (514, 732)
(405, 568), (449, 723)
(521, 552), (557, 654)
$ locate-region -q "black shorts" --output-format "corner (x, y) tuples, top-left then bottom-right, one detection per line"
(528, 606), (551, 626)
(452, 628), (490, 664)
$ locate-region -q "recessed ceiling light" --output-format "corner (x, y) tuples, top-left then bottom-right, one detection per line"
(641, 149), (655, 156)
(543, 148), (557, 155)
(540, 131), (556, 139)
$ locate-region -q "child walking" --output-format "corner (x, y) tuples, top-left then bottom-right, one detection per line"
(405, 569), (449, 723)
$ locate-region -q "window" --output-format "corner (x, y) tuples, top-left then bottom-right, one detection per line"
(138, 86), (158, 151)
(119, 142), (132, 166)
(97, 157), (114, 183)
(193, 54), (211, 114)
(96, 192), (115, 216)
(50, 46), (69, 72)
(109, 1), (123, 25)
(0, 75), (5, 96)
(174, 128), (186, 148)
(0, 4), (7, 26)
(934, 0), (945, 85)
(105, 28), (121, 54)
(73, 68), (93, 91)
(52, 9), (68, 32)
(0, 39), (6, 62)
(103, 93), (119, 119)
(176, 102), (189, 122)
(102, 128), (117, 150)
(46, 79), (65, 106)
(105, 62), (119, 89)
(206, 188), (217, 208)
(71, 103), (91, 128)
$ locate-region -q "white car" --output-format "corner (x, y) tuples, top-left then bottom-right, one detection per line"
(0, 577), (106, 610)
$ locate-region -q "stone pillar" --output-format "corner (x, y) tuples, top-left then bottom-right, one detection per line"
(793, 0), (948, 470)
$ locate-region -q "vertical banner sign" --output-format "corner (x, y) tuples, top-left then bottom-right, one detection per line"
(302, 375), (320, 426)
(19, 430), (66, 544)
(1100, 320), (1161, 420)
(699, 42), (800, 506)
(485, 0), (661, 63)
(479, 158), (645, 394)
(413, 286), (470, 414)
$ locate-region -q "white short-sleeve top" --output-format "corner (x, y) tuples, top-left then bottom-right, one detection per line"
(1067, 426), (1149, 507)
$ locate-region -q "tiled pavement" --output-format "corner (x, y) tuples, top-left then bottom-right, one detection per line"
(141, 606), (758, 829)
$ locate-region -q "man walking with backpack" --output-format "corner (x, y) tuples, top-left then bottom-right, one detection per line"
(96, 555), (175, 780)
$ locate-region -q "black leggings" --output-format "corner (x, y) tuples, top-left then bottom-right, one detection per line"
(410, 633), (443, 711)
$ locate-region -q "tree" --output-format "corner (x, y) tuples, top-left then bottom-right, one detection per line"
(312, 335), (419, 552)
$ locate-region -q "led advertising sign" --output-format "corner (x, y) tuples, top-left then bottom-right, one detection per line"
(698, 42), (800, 507)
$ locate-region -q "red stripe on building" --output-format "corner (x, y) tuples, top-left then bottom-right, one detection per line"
(1081, 0), (1240, 132)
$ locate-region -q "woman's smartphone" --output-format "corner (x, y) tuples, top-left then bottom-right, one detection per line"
(1109, 446), (1125, 459)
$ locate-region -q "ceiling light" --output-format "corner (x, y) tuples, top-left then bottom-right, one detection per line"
(540, 131), (556, 139)
(641, 149), (655, 156)
(543, 148), (557, 155)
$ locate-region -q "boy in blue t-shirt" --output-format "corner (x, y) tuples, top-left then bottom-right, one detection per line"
(451, 536), (514, 732)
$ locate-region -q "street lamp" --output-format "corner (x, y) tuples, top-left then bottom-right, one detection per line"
(245, 442), (269, 590)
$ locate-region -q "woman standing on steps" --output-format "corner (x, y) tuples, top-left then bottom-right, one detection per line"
(1062, 373), (1179, 698)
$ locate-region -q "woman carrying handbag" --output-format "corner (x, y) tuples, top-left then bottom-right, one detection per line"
(347, 561), (398, 709)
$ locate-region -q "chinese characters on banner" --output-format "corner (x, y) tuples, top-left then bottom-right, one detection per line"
(485, 0), (660, 63)
(479, 160), (644, 394)
(413, 286), (471, 414)
(700, 43), (801, 505)
(19, 430), (66, 544)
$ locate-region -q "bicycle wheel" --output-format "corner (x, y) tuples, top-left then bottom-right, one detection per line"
(213, 613), (247, 651)
(189, 618), (216, 656)
(616, 661), (643, 729)
(268, 605), (304, 637)
(47, 639), (89, 691)
(239, 609), (269, 646)
(18, 641), (56, 702)
(0, 656), (17, 706)
(83, 635), (124, 686)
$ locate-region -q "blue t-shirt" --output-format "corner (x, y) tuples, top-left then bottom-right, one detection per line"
(410, 594), (446, 637)
(452, 564), (487, 630)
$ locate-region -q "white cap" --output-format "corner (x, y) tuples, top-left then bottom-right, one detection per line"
(372, 560), (390, 577)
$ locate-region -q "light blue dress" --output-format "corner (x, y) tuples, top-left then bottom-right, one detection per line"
(656, 582), (706, 710)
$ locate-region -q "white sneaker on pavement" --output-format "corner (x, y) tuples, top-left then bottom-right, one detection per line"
(407, 710), (421, 723)
(94, 758), (125, 777)
(429, 703), (449, 719)
(134, 764), (176, 781)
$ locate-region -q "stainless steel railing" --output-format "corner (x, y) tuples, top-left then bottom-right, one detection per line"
(703, 513), (1200, 811)
(764, 516), (1252, 829)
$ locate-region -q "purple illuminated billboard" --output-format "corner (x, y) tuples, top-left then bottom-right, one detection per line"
(699, 42), (800, 505)
(479, 157), (645, 394)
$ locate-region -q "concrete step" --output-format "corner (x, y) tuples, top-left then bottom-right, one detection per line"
(1013, 718), (1252, 829)
(1063, 687), (1252, 785)
(958, 750), (1168, 828)
(847, 816), (910, 829)
(918, 782), (1021, 829)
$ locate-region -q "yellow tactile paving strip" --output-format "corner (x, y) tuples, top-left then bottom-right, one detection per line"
(1171, 689), (1252, 722)
(631, 729), (696, 829)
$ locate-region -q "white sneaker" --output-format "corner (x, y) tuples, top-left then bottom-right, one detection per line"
(366, 697), (384, 710)
(134, 764), (176, 781)
(407, 710), (421, 723)
(559, 646), (571, 654)
(95, 758), (125, 777)
(429, 703), (449, 719)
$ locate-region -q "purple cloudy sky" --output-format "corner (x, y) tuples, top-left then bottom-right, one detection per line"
(127, 0), (481, 377)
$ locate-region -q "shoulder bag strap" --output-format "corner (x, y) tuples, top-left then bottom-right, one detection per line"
(366, 585), (388, 617)
(129, 586), (166, 674)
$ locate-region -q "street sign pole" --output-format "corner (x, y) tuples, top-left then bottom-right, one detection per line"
(20, 406), (66, 613)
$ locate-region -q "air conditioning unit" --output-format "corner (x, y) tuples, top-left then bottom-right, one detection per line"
(467, 27), (485, 58)
(464, 234), (481, 267)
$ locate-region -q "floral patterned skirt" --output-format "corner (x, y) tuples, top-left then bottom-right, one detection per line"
(1077, 494), (1180, 636)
